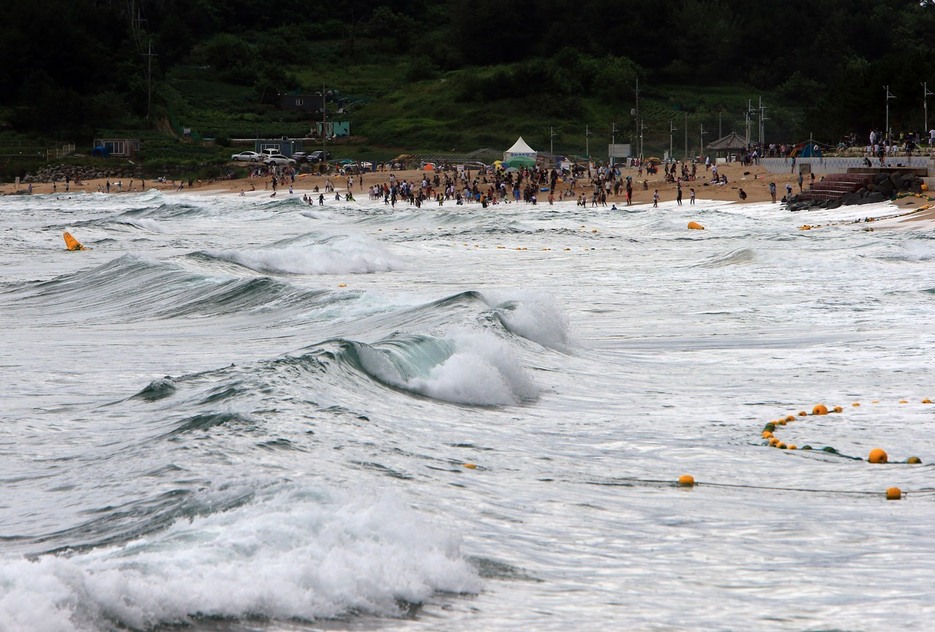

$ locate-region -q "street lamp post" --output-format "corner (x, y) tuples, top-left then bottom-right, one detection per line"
(669, 120), (677, 161)
(684, 112), (688, 161)
(885, 85), (896, 146)
(700, 124), (707, 161)
(923, 82), (933, 137)
(585, 125), (592, 161)
(611, 122), (619, 166)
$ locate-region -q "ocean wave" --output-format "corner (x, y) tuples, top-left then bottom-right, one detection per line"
(342, 331), (539, 406)
(481, 290), (571, 352)
(700, 248), (756, 267)
(15, 254), (336, 321)
(0, 485), (480, 631)
(204, 233), (404, 276)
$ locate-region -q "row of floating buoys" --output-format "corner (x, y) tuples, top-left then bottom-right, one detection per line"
(758, 399), (929, 499)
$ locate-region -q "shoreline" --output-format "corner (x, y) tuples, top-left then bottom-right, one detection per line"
(3, 161), (933, 227)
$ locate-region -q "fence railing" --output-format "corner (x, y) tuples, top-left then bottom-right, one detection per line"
(46, 143), (76, 160)
(759, 156), (933, 175)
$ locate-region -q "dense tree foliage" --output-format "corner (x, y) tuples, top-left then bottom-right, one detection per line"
(1, 0), (933, 143)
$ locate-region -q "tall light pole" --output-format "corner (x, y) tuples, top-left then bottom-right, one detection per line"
(923, 82), (933, 135)
(684, 112), (688, 161)
(322, 84), (328, 161)
(700, 123), (708, 160)
(758, 96), (767, 147)
(549, 126), (557, 155)
(634, 77), (640, 161)
(611, 122), (619, 166)
(885, 85), (896, 146)
(669, 120), (677, 161)
(585, 124), (592, 161)
(744, 99), (754, 147)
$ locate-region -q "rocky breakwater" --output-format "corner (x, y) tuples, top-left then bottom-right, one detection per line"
(787, 170), (924, 211)
(23, 164), (143, 184)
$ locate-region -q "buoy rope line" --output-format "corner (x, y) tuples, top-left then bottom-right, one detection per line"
(752, 398), (932, 500)
(585, 477), (935, 499)
(758, 399), (930, 461)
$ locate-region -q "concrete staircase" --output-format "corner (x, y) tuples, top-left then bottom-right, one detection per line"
(795, 173), (875, 203)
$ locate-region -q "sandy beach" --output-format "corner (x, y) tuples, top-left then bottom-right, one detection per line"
(4, 160), (934, 225)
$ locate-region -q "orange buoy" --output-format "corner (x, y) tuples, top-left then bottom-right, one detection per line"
(812, 404), (829, 415)
(886, 487), (902, 500)
(678, 474), (695, 487)
(906, 456), (922, 464)
(63, 231), (85, 251)
(687, 221), (704, 230)
(868, 448), (888, 464)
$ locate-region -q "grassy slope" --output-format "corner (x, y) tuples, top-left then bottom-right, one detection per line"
(1, 54), (799, 178)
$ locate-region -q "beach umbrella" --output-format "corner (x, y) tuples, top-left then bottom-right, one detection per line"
(423, 163), (435, 171)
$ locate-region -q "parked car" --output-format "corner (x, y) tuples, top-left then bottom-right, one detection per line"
(308, 150), (332, 163)
(263, 154), (296, 166)
(291, 151), (309, 163)
(231, 151), (261, 162)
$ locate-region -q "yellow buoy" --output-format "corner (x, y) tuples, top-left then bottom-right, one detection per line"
(922, 398), (932, 404)
(63, 231), (86, 251)
(462, 463), (477, 469)
(687, 221), (704, 230)
(785, 415), (796, 422)
(832, 405), (843, 413)
(886, 487), (902, 500)
(907, 456), (922, 464)
(678, 474), (695, 487)
(798, 410), (807, 417)
(868, 448), (888, 464)
(812, 404), (828, 415)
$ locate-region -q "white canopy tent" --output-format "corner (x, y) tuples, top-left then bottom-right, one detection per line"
(503, 136), (537, 161)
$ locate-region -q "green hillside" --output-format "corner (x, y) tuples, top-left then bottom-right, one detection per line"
(2, 0), (934, 178)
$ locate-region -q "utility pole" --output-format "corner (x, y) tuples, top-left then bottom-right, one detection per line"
(923, 82), (933, 135)
(143, 39), (156, 121)
(758, 96), (768, 147)
(684, 112), (688, 161)
(550, 126), (557, 155)
(669, 120), (677, 161)
(611, 122), (620, 165)
(885, 85), (896, 145)
(585, 125), (592, 161)
(322, 84), (328, 161)
(700, 124), (708, 161)
(634, 77), (641, 161)
(744, 99), (754, 147)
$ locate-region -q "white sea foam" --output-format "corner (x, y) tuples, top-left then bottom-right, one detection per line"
(482, 290), (572, 351)
(208, 233), (404, 276)
(0, 486), (479, 631)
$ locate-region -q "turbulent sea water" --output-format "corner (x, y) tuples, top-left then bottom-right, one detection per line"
(1, 186), (934, 631)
